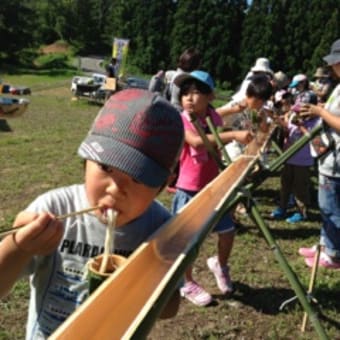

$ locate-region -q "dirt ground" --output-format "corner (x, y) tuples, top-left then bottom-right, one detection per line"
(40, 41), (70, 54)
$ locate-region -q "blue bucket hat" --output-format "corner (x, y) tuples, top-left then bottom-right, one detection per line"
(288, 74), (307, 88)
(174, 70), (215, 92)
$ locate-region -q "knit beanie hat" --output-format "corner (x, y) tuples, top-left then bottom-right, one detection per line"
(78, 88), (184, 187)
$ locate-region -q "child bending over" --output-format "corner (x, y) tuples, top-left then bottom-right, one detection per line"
(0, 89), (184, 338)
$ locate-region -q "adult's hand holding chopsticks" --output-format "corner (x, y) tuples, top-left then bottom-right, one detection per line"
(12, 212), (64, 256)
(0, 212), (63, 298)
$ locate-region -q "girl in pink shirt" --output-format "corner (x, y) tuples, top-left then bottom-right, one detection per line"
(171, 70), (252, 306)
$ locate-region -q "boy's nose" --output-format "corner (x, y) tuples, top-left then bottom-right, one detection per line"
(106, 179), (120, 195)
(106, 171), (129, 196)
(185, 93), (193, 101)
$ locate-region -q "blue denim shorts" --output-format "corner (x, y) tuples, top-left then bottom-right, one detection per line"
(171, 188), (235, 233)
(319, 174), (340, 258)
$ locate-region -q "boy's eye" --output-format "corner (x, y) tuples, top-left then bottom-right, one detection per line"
(98, 163), (114, 174)
(184, 89), (200, 96)
(98, 163), (142, 184)
(132, 178), (142, 184)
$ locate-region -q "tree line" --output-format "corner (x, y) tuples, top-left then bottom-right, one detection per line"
(0, 0), (339, 87)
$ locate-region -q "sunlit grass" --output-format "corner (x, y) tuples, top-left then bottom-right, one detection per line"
(0, 73), (339, 339)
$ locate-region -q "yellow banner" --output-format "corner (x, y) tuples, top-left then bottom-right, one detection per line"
(112, 38), (129, 78)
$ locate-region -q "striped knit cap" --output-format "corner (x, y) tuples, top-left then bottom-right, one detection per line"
(78, 88), (184, 187)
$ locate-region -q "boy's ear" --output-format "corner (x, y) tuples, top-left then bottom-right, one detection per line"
(166, 173), (177, 186)
(208, 92), (215, 102)
(158, 173), (176, 193)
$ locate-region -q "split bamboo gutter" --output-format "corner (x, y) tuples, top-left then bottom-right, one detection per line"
(50, 126), (329, 339)
(50, 133), (266, 340)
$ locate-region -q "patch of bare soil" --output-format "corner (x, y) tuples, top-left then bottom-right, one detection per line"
(40, 41), (71, 54)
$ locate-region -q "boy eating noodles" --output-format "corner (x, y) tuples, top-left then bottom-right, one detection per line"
(0, 89), (184, 338)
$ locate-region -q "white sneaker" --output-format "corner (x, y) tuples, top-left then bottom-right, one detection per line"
(207, 256), (233, 294)
(305, 251), (340, 269)
(180, 281), (212, 306)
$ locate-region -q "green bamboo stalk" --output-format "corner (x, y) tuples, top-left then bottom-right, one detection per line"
(269, 124), (323, 172)
(222, 124), (324, 200)
(206, 116), (232, 165)
(271, 140), (283, 155)
(248, 200), (328, 339)
(189, 113), (225, 170)
(195, 184), (329, 339)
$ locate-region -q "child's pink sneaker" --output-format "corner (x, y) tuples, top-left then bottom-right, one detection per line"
(207, 256), (233, 294)
(305, 251), (340, 269)
(298, 245), (317, 257)
(180, 281), (212, 306)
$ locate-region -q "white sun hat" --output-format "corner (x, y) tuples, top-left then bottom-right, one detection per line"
(251, 58), (273, 75)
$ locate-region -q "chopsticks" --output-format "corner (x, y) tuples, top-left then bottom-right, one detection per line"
(0, 205), (101, 240)
(99, 209), (117, 274)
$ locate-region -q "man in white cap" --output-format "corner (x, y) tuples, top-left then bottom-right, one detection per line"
(216, 57), (274, 128)
(231, 57), (274, 102)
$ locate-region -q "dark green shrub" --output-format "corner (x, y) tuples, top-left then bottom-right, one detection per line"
(9, 48), (39, 67)
(34, 53), (69, 69)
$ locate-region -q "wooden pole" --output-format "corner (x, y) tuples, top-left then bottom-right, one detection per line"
(301, 245), (321, 332)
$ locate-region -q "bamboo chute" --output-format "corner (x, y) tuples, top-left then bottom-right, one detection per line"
(50, 125), (329, 340)
(50, 131), (267, 340)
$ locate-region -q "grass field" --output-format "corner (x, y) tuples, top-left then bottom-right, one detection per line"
(0, 73), (339, 339)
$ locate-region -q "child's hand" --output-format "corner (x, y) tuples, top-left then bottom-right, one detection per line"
(236, 101), (247, 112)
(13, 212), (64, 256)
(233, 130), (253, 145)
(300, 103), (320, 117)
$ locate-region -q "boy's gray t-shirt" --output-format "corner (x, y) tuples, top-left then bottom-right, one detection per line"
(23, 184), (171, 339)
(319, 84), (340, 178)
